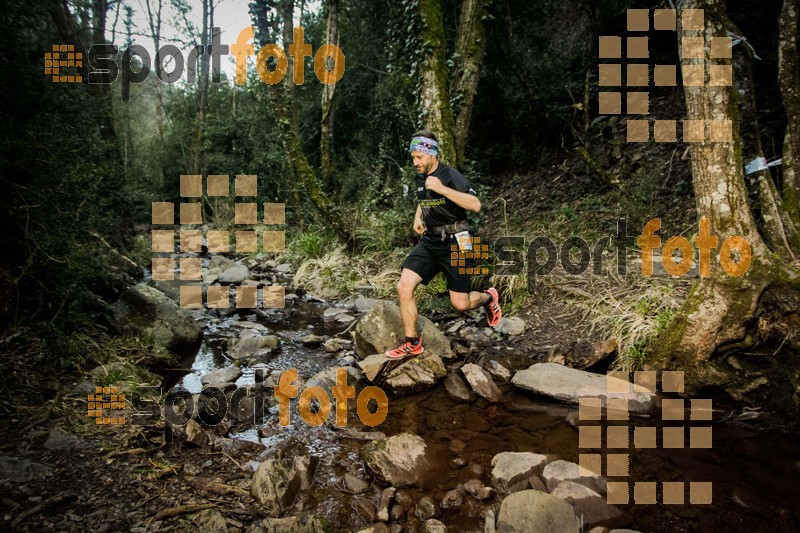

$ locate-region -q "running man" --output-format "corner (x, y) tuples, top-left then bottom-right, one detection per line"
(385, 130), (502, 359)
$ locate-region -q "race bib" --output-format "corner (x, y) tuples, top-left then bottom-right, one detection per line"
(454, 231), (473, 252)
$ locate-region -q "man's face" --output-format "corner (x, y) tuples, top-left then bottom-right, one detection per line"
(411, 151), (437, 175)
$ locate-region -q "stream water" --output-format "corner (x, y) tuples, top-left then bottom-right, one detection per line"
(168, 299), (800, 532)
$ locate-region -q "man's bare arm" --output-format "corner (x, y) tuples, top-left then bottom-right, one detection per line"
(438, 187), (481, 213)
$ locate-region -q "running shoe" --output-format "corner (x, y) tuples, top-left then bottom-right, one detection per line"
(385, 338), (424, 358)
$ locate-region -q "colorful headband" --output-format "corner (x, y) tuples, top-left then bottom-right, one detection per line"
(409, 136), (439, 157)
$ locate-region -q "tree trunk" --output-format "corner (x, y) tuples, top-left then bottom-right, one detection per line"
(779, 0), (800, 230)
(654, 0), (800, 403)
(730, 20), (800, 258)
(417, 0), (458, 167)
(320, 0), (338, 187)
(260, 0), (350, 242)
(452, 0), (491, 165)
(192, 0), (210, 175)
(145, 0), (165, 185)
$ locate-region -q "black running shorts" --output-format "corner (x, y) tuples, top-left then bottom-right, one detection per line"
(401, 234), (471, 293)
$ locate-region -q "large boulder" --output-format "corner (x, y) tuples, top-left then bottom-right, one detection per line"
(353, 301), (454, 360)
(510, 363), (656, 413)
(357, 352), (446, 395)
(362, 432), (431, 487)
(497, 490), (580, 533)
(108, 283), (202, 353)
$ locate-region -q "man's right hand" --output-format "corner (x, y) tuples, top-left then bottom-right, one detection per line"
(414, 219), (425, 235)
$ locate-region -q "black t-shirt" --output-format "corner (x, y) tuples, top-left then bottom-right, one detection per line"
(415, 162), (477, 228)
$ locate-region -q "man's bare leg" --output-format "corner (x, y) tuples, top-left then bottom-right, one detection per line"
(397, 268), (423, 337)
(449, 290), (490, 312)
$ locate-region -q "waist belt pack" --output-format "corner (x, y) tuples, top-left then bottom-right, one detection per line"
(425, 220), (470, 241)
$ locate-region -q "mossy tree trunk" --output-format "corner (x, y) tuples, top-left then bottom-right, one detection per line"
(654, 0), (800, 399)
(258, 0), (350, 243)
(417, 0), (490, 168)
(418, 0), (458, 166)
(730, 19), (800, 258)
(320, 0), (339, 188)
(452, 0), (491, 165)
(779, 0), (800, 231)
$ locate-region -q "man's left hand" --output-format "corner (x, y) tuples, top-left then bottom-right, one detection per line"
(425, 176), (444, 194)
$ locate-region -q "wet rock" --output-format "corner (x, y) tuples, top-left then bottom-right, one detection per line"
(251, 457), (305, 516)
(497, 490), (580, 533)
(449, 439), (466, 453)
(450, 457), (467, 469)
(495, 316), (526, 336)
(218, 264), (250, 284)
(528, 475), (548, 492)
(389, 504), (406, 521)
(444, 373), (475, 402)
(108, 283), (202, 353)
(355, 525), (391, 533)
(358, 353), (446, 394)
(425, 518), (447, 532)
(212, 437), (265, 455)
(247, 515), (331, 532)
(440, 489), (465, 509)
(0, 456), (52, 482)
(324, 338), (347, 353)
(353, 295), (381, 313)
(201, 366), (243, 389)
(461, 364), (504, 403)
(415, 496), (439, 520)
(184, 420), (211, 447)
(192, 508), (228, 532)
(395, 491), (413, 510)
(466, 463), (485, 477)
(353, 301), (455, 360)
(228, 329), (281, 363)
(491, 452), (548, 493)
(323, 307), (347, 320)
(558, 338), (617, 369)
(305, 366), (364, 393)
(337, 314), (356, 324)
(301, 334), (325, 347)
(510, 363), (655, 413)
(227, 387), (271, 426)
(43, 428), (85, 451)
(542, 460), (606, 494)
(67, 381), (98, 397)
(551, 481), (625, 529)
(344, 473), (370, 494)
(377, 487), (396, 521)
(353, 497), (377, 522)
(486, 361), (512, 382)
(362, 433), (430, 486)
(464, 479), (495, 501)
